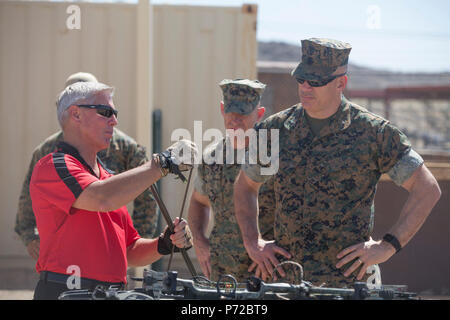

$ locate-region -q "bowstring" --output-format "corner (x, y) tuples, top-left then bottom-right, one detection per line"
(167, 167), (194, 272)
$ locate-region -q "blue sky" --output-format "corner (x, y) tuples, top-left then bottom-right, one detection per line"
(149, 0), (450, 73)
(57, 0), (450, 72)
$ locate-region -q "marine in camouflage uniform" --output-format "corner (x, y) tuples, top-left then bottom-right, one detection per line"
(14, 128), (158, 248)
(189, 79), (275, 282)
(245, 96), (422, 287)
(235, 38), (440, 288)
(194, 138), (275, 282)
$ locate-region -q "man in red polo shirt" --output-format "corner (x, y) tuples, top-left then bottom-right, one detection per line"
(30, 81), (196, 299)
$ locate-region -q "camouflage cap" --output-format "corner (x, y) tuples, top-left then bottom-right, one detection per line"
(291, 38), (352, 81)
(219, 79), (266, 115)
(65, 72), (98, 87)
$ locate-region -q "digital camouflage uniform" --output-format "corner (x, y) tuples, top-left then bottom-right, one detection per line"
(15, 128), (158, 246)
(194, 138), (275, 282)
(192, 78), (275, 282)
(243, 38), (424, 287)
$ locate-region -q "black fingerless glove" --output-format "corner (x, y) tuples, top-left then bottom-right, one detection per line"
(157, 226), (193, 255)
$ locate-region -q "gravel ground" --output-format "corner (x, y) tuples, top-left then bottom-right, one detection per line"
(0, 290), (34, 300)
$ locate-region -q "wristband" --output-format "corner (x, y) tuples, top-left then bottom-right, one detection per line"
(157, 226), (193, 255)
(383, 233), (402, 253)
(157, 232), (174, 255)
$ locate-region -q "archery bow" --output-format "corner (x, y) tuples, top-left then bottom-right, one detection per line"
(149, 169), (197, 277)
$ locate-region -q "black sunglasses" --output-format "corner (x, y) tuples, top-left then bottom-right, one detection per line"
(296, 72), (347, 87)
(77, 105), (118, 119)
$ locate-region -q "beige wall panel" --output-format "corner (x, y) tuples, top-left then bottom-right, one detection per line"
(26, 5), (57, 147)
(0, 3), (31, 258)
(0, 1), (147, 263)
(0, 1), (256, 283)
(152, 5), (257, 228)
(136, 0), (152, 149)
(52, 5), (84, 93)
(102, 5), (138, 139)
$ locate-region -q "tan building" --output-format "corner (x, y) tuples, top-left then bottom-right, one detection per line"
(0, 0), (258, 289)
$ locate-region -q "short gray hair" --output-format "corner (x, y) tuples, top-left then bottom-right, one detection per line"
(56, 82), (114, 127)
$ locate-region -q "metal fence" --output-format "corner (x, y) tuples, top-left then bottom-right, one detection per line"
(349, 97), (450, 153)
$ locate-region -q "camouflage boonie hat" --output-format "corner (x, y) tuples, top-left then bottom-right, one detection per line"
(65, 72), (98, 87)
(219, 79), (266, 115)
(291, 38), (352, 81)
